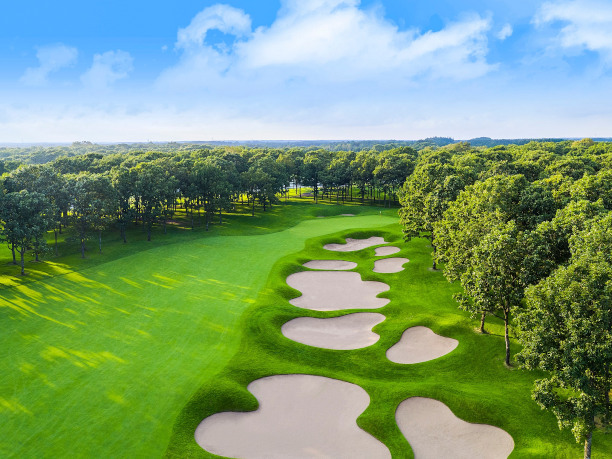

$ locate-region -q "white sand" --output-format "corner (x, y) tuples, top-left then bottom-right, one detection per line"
(396, 397), (514, 459)
(303, 260), (358, 270)
(287, 271), (390, 311)
(386, 327), (458, 364)
(282, 313), (385, 350)
(375, 246), (400, 256)
(324, 236), (387, 252)
(340, 213), (355, 216)
(195, 374), (391, 459)
(373, 258), (410, 273)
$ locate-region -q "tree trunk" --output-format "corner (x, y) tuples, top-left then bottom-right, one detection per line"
(606, 363), (610, 423)
(480, 312), (487, 333)
(99, 230), (102, 254)
(20, 248), (25, 275)
(431, 241), (437, 270)
(11, 243), (16, 264)
(504, 307), (511, 366)
(81, 238), (85, 259)
(54, 230), (58, 255)
(206, 211), (209, 231)
(219, 208), (222, 224)
(584, 431), (592, 459)
(252, 196), (255, 216)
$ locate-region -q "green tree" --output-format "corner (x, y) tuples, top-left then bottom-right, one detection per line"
(0, 190), (54, 274)
(517, 255), (612, 459)
(131, 163), (177, 241)
(399, 151), (473, 269)
(435, 174), (556, 331)
(536, 199), (607, 267)
(456, 222), (551, 365)
(302, 150), (331, 204)
(373, 150), (414, 207)
(68, 173), (116, 257)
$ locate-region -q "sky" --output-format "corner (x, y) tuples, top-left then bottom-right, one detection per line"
(1, 0), (612, 142)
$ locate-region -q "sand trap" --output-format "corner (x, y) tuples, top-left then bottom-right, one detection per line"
(287, 271), (390, 311)
(195, 374), (391, 458)
(324, 237), (387, 252)
(340, 213), (355, 216)
(282, 313), (385, 350)
(373, 258), (410, 273)
(386, 327), (458, 364)
(375, 246), (400, 256)
(396, 397), (514, 459)
(303, 260), (358, 270)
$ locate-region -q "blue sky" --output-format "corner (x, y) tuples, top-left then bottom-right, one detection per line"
(1, 0), (612, 142)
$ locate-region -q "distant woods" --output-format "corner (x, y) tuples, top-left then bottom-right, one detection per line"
(397, 138), (612, 459)
(0, 144), (416, 268)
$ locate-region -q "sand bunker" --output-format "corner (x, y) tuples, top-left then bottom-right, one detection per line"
(396, 397), (514, 459)
(340, 213), (355, 216)
(282, 313), (385, 350)
(287, 271), (390, 311)
(375, 246), (400, 256)
(324, 236), (387, 252)
(386, 327), (458, 364)
(303, 260), (358, 270)
(195, 374), (391, 458)
(373, 257), (410, 273)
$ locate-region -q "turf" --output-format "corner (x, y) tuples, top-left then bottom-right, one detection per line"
(0, 202), (397, 458)
(165, 225), (612, 458)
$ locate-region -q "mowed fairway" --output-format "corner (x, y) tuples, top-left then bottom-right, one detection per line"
(0, 210), (396, 458)
(168, 226), (612, 458)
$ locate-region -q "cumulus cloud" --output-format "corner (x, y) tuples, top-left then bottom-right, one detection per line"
(176, 3), (251, 49)
(158, 0), (495, 90)
(20, 44), (78, 86)
(81, 50), (134, 89)
(497, 23), (513, 40)
(535, 0), (612, 62)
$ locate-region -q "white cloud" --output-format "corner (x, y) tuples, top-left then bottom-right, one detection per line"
(535, 0), (612, 62)
(158, 0), (495, 91)
(20, 44), (78, 86)
(81, 50), (134, 90)
(497, 23), (513, 40)
(176, 3), (251, 49)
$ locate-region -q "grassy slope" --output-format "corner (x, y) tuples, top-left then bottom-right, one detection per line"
(166, 226), (612, 458)
(0, 200), (397, 458)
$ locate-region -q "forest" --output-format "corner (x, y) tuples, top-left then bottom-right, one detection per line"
(1, 137), (612, 456)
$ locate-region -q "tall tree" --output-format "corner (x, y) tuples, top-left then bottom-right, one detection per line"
(399, 151), (473, 269)
(517, 255), (612, 459)
(435, 174), (557, 331)
(131, 163), (177, 241)
(0, 190), (54, 274)
(68, 173), (116, 257)
(456, 222), (551, 364)
(302, 150), (330, 204)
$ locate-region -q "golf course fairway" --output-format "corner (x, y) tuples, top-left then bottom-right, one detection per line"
(0, 209), (396, 458)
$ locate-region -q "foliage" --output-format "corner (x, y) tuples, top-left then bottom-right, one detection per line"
(517, 254), (612, 455)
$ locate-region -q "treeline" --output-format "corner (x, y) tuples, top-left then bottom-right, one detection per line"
(399, 137), (612, 458)
(5, 136), (602, 168)
(0, 145), (416, 274)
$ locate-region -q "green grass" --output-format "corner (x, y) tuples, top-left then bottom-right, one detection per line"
(3, 199), (610, 458)
(165, 225), (612, 458)
(0, 200), (397, 458)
